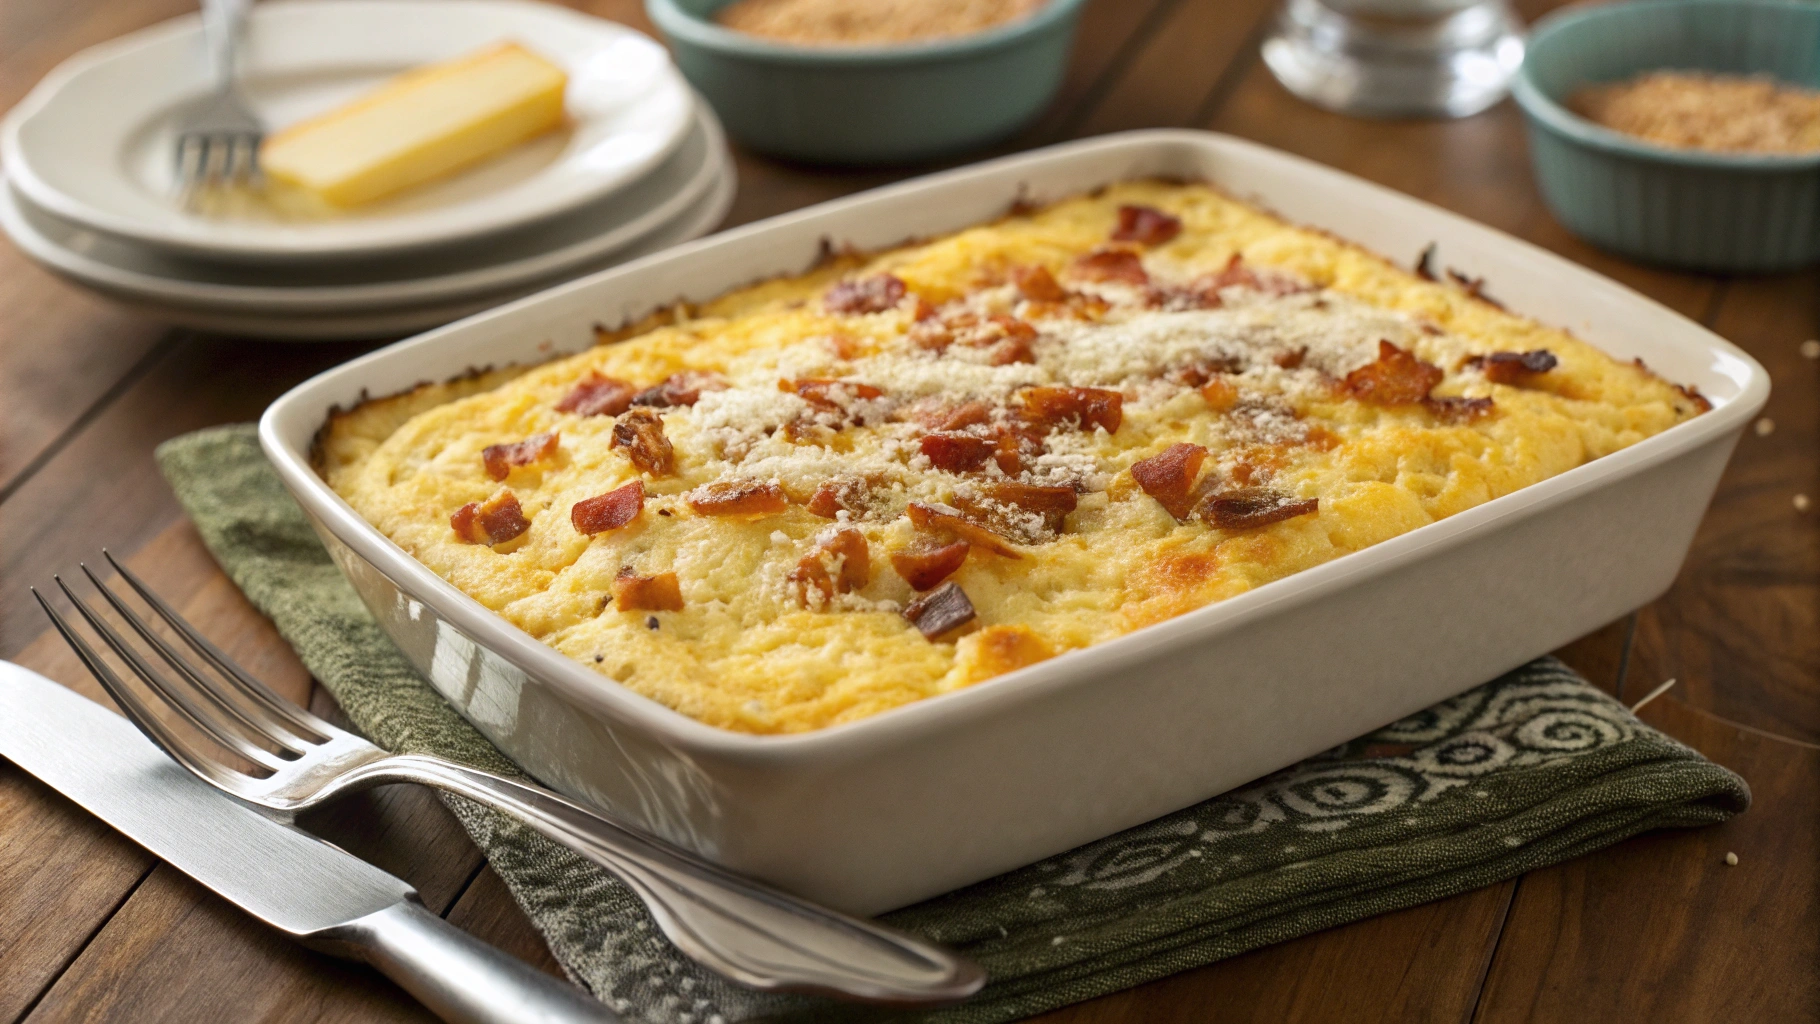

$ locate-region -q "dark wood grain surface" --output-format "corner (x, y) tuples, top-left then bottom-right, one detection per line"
(2, 1), (1815, 1021)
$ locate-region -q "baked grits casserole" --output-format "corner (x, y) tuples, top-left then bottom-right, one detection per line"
(318, 181), (1708, 735)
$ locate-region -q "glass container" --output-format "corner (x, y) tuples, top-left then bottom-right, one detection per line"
(1262, 0), (1524, 118)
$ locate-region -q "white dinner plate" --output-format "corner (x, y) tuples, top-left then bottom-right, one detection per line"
(1, 0), (695, 262)
(0, 162), (735, 340)
(0, 102), (729, 314)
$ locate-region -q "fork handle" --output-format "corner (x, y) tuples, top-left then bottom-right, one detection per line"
(348, 755), (984, 1004)
(311, 901), (621, 1024)
(201, 0), (250, 90)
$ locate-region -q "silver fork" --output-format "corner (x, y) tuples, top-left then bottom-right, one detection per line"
(172, 0), (264, 197)
(33, 552), (985, 1006)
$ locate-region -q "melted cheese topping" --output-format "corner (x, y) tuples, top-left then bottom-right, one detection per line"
(319, 181), (1706, 734)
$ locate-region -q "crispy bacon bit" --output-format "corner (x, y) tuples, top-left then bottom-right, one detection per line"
(783, 378), (885, 411)
(1467, 349), (1558, 385)
(959, 315), (1038, 364)
(1034, 293), (1112, 321)
(482, 432), (559, 481)
(789, 528), (871, 604)
(988, 314), (1037, 342)
(1425, 396), (1496, 423)
(908, 319), (955, 352)
(890, 541), (970, 591)
(903, 581), (976, 639)
(806, 478), (867, 519)
(1199, 488), (1319, 530)
(1674, 382), (1712, 414)
(1273, 347), (1308, 370)
(687, 479), (789, 517)
(572, 481), (644, 535)
(632, 371), (725, 409)
(921, 432), (995, 473)
(612, 568), (683, 612)
(1111, 204), (1183, 246)
(556, 373), (637, 417)
(1011, 265), (1067, 302)
(806, 487), (841, 518)
(1169, 356), (1246, 387)
(906, 502), (1022, 558)
(1191, 254), (1312, 300)
(1200, 376), (1240, 412)
(913, 312), (1037, 356)
(1210, 253), (1261, 290)
(824, 274), (907, 314)
(1070, 248), (1149, 285)
(1446, 268), (1504, 309)
(992, 428), (1030, 476)
(1016, 385), (1123, 434)
(1415, 243), (1439, 281)
(1344, 340), (1445, 406)
(451, 491), (531, 546)
(610, 410), (674, 476)
(986, 335), (1036, 366)
(1131, 443), (1210, 520)
(908, 400), (993, 432)
(962, 481), (1078, 534)
(1183, 289), (1224, 310)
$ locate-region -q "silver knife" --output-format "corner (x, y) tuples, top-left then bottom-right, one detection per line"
(0, 661), (618, 1024)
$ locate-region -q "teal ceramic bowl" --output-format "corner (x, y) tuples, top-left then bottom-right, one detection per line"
(1512, 0), (1820, 273)
(645, 0), (1087, 165)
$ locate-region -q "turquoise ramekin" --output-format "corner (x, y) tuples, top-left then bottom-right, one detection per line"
(1512, 0), (1820, 273)
(645, 0), (1088, 165)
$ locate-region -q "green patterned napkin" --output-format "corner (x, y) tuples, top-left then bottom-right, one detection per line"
(157, 424), (1748, 1024)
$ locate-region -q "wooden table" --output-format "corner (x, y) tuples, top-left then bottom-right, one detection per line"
(2, 1), (1816, 1020)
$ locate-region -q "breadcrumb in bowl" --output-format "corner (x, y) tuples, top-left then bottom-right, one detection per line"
(1569, 71), (1820, 156)
(716, 0), (1048, 46)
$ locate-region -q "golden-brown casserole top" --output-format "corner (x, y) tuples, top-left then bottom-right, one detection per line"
(319, 181), (1706, 734)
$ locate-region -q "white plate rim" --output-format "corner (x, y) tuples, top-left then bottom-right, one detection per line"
(0, 103), (730, 312)
(0, 0), (696, 261)
(14, 158), (736, 339)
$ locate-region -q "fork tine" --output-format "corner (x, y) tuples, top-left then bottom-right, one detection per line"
(33, 588), (252, 795)
(54, 574), (290, 773)
(196, 134), (218, 187)
(174, 134), (200, 188)
(105, 550), (333, 741)
(79, 562), (313, 753)
(245, 135), (265, 184)
(233, 134), (262, 185)
(224, 135), (245, 185)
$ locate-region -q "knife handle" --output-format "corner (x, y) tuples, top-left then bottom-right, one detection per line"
(309, 901), (621, 1024)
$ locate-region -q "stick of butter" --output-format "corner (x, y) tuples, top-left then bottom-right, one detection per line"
(260, 42), (568, 208)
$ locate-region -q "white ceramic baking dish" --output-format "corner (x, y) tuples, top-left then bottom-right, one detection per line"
(261, 130), (1768, 915)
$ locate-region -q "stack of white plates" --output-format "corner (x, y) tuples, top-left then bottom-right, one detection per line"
(0, 0), (735, 340)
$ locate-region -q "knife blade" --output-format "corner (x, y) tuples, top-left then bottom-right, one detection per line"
(0, 659), (412, 931)
(0, 660), (618, 1024)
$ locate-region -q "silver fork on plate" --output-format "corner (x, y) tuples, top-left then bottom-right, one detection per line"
(172, 0), (264, 197)
(34, 552), (985, 1006)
